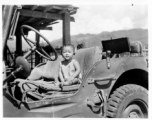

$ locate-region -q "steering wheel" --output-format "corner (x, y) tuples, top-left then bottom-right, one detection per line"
(21, 25), (58, 61)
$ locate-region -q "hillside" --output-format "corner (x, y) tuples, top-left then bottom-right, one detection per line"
(7, 28), (148, 52)
(51, 28), (148, 49)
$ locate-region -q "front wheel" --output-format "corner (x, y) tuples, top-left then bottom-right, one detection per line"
(106, 84), (148, 118)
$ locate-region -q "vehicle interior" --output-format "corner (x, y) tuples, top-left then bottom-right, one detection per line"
(10, 46), (102, 102)
(11, 37), (142, 103)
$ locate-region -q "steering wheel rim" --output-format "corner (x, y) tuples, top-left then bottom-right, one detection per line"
(21, 25), (58, 61)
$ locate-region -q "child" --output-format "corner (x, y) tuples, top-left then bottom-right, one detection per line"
(59, 44), (81, 86)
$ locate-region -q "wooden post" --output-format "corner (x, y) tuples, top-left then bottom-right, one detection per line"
(35, 32), (40, 66)
(16, 33), (22, 56)
(62, 11), (71, 45)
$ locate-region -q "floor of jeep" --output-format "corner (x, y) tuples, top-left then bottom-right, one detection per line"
(26, 90), (76, 102)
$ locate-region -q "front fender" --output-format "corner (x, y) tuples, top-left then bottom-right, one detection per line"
(87, 56), (147, 81)
(85, 56), (148, 95)
(115, 56), (148, 79)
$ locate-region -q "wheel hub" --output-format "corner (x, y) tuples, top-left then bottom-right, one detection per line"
(129, 111), (139, 118)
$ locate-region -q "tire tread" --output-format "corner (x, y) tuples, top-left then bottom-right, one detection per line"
(106, 84), (147, 118)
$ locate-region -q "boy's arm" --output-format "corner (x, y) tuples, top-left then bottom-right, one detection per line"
(59, 64), (65, 82)
(69, 60), (81, 81)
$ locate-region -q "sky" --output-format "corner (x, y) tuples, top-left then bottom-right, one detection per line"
(27, 1), (148, 42)
(2, 0), (149, 49)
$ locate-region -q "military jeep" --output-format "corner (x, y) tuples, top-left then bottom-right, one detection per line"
(3, 5), (148, 118)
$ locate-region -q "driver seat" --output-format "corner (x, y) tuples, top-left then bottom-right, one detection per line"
(15, 46), (101, 100)
(15, 55), (80, 96)
(27, 55), (63, 81)
(28, 46), (101, 80)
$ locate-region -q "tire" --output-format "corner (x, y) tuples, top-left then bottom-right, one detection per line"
(106, 84), (148, 118)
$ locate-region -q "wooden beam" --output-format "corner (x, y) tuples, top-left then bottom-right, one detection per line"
(52, 5), (64, 10)
(34, 19), (58, 26)
(59, 9), (66, 14)
(35, 32), (40, 66)
(43, 27), (52, 30)
(22, 6), (39, 24)
(31, 5), (39, 10)
(23, 18), (36, 24)
(34, 19), (48, 25)
(43, 6), (53, 12)
(70, 10), (77, 15)
(23, 6), (56, 24)
(20, 9), (61, 19)
(62, 11), (71, 45)
(19, 9), (75, 21)
(34, 25), (52, 30)
(16, 34), (23, 56)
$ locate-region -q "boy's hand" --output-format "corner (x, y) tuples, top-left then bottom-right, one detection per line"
(67, 76), (74, 82)
(64, 78), (68, 82)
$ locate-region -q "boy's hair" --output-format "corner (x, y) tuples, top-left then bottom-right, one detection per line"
(61, 44), (76, 55)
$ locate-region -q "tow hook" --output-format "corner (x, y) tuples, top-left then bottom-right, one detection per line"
(86, 90), (107, 117)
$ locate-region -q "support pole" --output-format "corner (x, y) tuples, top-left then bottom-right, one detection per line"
(16, 33), (23, 56)
(35, 32), (40, 66)
(62, 11), (71, 45)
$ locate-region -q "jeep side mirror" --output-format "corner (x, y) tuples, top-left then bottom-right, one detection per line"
(106, 50), (111, 69)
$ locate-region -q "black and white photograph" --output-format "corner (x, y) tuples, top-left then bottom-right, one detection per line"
(2, 0), (149, 118)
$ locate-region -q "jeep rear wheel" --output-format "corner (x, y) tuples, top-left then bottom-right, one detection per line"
(106, 84), (148, 118)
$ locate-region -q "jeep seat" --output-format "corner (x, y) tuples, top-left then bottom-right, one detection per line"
(16, 46), (101, 93)
(28, 46), (101, 81)
(73, 46), (101, 75)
